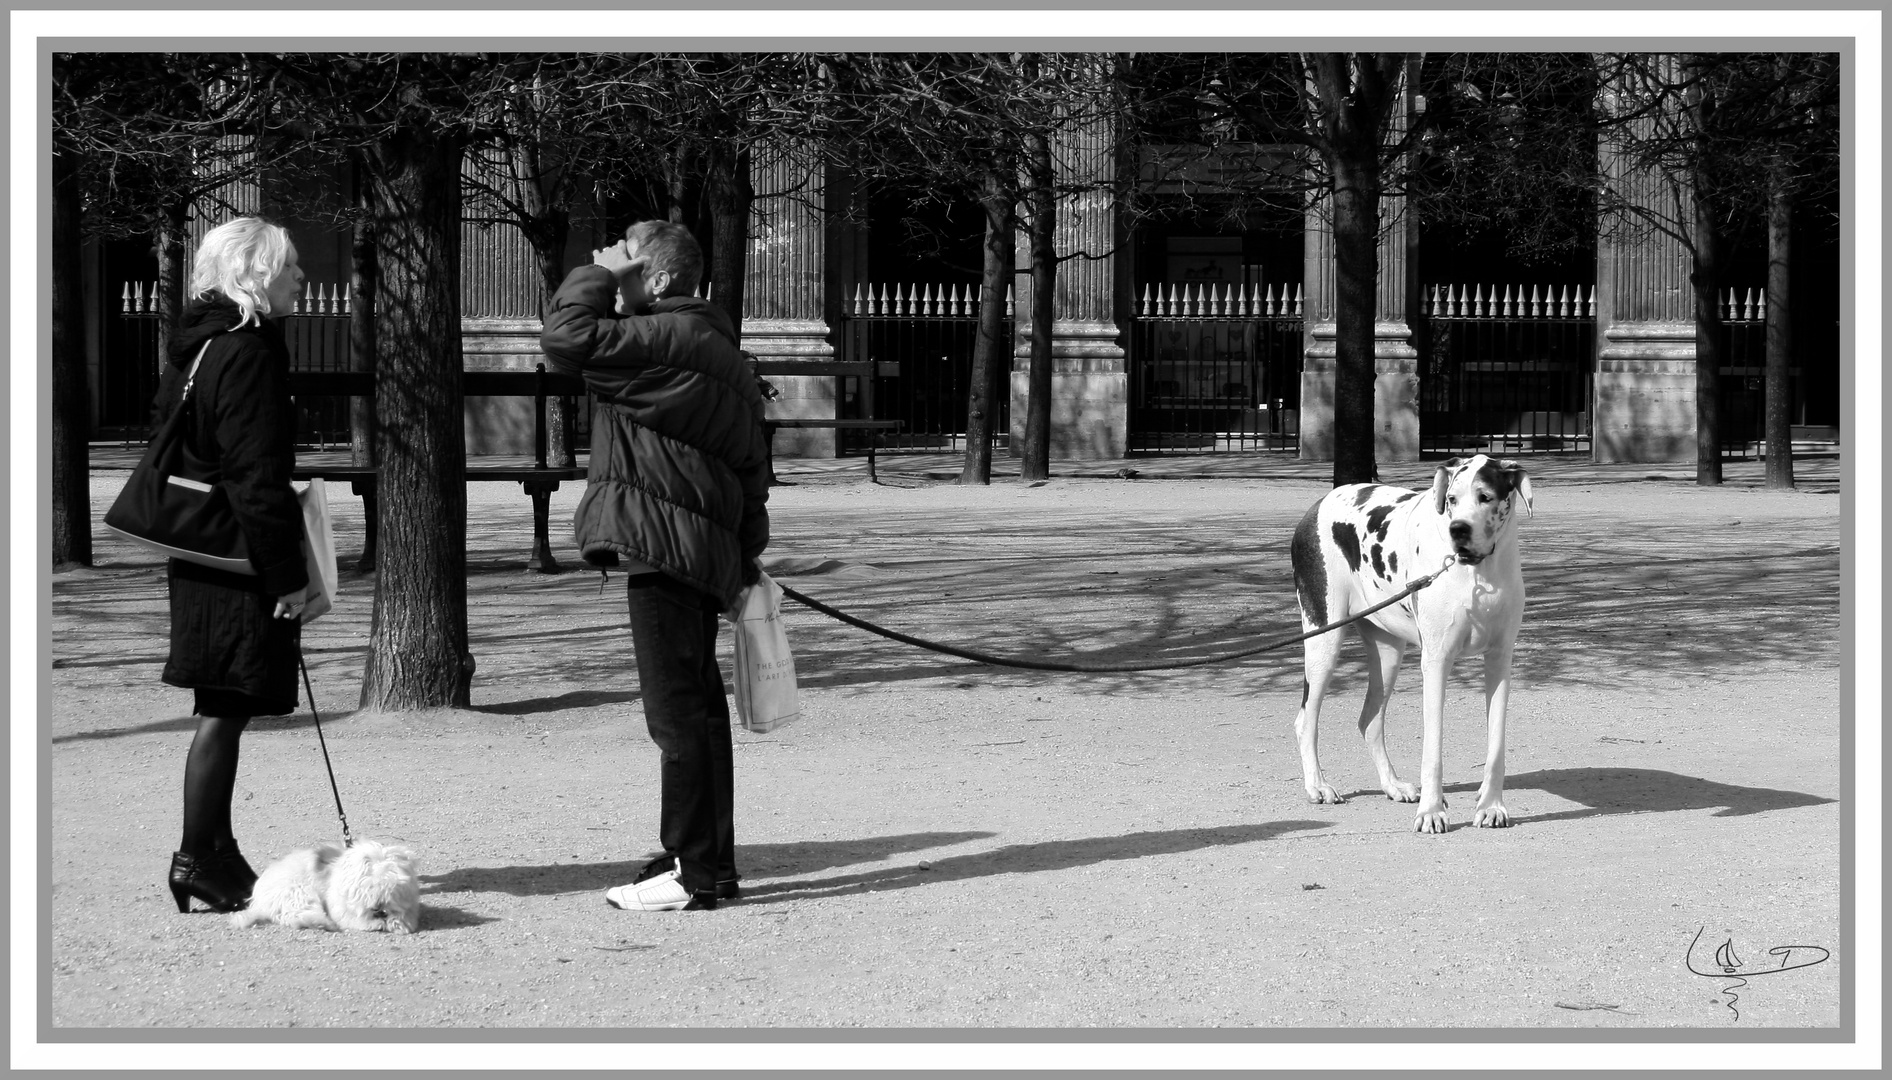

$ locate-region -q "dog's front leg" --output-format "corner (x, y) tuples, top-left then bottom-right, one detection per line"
(1413, 652), (1451, 834)
(1472, 644), (1514, 828)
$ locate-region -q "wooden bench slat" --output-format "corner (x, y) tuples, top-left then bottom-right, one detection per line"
(288, 371), (589, 397)
(767, 419), (901, 430)
(750, 363), (874, 377)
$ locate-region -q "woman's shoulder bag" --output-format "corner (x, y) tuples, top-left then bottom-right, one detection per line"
(102, 339), (258, 575)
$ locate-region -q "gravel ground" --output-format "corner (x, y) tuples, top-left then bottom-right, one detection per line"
(38, 455), (1851, 1064)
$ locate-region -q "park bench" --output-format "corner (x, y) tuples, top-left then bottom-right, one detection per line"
(289, 366), (586, 574)
(749, 358), (901, 482)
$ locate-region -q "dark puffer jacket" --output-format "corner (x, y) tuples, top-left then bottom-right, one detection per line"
(539, 266), (770, 611)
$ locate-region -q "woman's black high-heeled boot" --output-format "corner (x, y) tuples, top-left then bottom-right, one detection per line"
(215, 845), (258, 893)
(168, 851), (251, 913)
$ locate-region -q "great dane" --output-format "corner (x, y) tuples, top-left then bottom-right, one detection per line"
(1288, 455), (1532, 834)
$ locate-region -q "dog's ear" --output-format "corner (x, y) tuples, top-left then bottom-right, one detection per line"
(1496, 459), (1534, 518)
(1431, 457), (1461, 515)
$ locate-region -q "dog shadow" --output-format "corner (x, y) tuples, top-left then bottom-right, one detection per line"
(411, 902), (503, 932)
(1436, 767), (1834, 827)
(420, 830), (999, 898)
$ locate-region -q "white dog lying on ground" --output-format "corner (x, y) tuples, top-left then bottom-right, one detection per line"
(231, 839), (421, 933)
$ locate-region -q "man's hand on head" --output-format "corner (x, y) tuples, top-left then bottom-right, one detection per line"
(592, 241), (647, 280)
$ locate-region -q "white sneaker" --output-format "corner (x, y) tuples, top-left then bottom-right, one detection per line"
(604, 866), (715, 911)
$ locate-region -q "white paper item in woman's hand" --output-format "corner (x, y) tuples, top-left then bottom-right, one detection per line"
(294, 479), (339, 624)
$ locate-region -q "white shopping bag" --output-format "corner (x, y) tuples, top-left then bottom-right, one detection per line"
(728, 572), (800, 733)
(295, 479), (340, 624)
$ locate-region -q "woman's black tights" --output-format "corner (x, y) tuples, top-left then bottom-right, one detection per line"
(179, 716), (248, 856)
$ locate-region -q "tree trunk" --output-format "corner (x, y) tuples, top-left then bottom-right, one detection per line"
(1688, 62), (1723, 486)
(1764, 166), (1795, 490)
(154, 199), (189, 394)
(705, 146), (751, 331)
(1690, 185), (1723, 486)
(349, 171), (378, 469)
(358, 127), (475, 711)
(51, 136), (92, 569)
(1019, 130), (1057, 483)
(961, 171), (1015, 486)
(1330, 157), (1380, 486)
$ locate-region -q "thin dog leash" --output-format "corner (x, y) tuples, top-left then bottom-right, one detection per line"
(774, 556), (1459, 674)
(297, 648), (354, 846)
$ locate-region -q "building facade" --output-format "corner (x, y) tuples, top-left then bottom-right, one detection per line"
(85, 61), (1839, 464)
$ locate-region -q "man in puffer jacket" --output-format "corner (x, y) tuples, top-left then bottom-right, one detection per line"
(540, 220), (771, 912)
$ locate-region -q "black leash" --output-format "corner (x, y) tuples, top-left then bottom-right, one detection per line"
(297, 649), (353, 846)
(775, 560), (1456, 674)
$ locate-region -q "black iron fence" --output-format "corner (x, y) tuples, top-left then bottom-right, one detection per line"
(838, 283), (1014, 453)
(107, 283), (355, 444)
(1125, 283), (1304, 452)
(1715, 288), (1801, 455)
(1419, 283), (1596, 455)
(107, 282), (605, 453)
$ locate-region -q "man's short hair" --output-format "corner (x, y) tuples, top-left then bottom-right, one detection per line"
(624, 220), (704, 297)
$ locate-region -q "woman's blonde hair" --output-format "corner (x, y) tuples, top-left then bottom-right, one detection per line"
(189, 217), (295, 327)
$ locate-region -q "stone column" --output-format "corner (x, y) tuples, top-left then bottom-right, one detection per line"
(1009, 111), (1128, 460)
(1299, 62), (1420, 464)
(458, 199), (545, 456)
(744, 141), (836, 458)
(1593, 60), (1696, 463)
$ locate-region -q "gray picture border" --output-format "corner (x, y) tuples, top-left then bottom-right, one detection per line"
(12, 5), (1880, 1072)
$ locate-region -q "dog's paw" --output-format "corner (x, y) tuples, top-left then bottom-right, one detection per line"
(1473, 803), (1512, 828)
(1306, 783), (1347, 805)
(1384, 781), (1419, 803)
(1413, 805), (1450, 834)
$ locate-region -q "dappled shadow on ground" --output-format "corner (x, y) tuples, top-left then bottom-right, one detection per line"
(1441, 767), (1836, 827)
(767, 507), (1840, 697)
(421, 830), (999, 898)
(58, 479), (1840, 705)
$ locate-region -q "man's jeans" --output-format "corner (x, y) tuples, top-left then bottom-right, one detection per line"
(625, 573), (736, 897)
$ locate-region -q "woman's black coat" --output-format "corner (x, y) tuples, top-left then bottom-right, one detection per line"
(156, 297), (306, 711)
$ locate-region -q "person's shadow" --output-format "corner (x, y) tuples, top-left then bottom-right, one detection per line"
(421, 820), (1332, 903)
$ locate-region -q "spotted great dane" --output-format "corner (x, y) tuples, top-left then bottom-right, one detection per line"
(1289, 455), (1532, 833)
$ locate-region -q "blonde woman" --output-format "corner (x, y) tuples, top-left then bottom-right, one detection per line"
(158, 217), (309, 914)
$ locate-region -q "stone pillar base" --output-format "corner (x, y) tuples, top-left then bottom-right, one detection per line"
(1008, 320), (1127, 460)
(1297, 321), (1419, 463)
(1594, 322), (1695, 463)
(462, 318), (547, 456)
(742, 318), (837, 458)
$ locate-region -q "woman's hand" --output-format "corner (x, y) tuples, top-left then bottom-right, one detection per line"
(273, 586), (309, 621)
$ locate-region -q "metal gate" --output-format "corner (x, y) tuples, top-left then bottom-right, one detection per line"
(1125, 284), (1304, 452)
(839, 283), (1014, 453)
(1419, 284), (1595, 455)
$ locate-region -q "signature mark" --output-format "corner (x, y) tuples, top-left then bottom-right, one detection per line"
(1685, 926), (1830, 1021)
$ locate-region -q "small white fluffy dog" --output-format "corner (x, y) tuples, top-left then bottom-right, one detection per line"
(232, 839), (421, 933)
